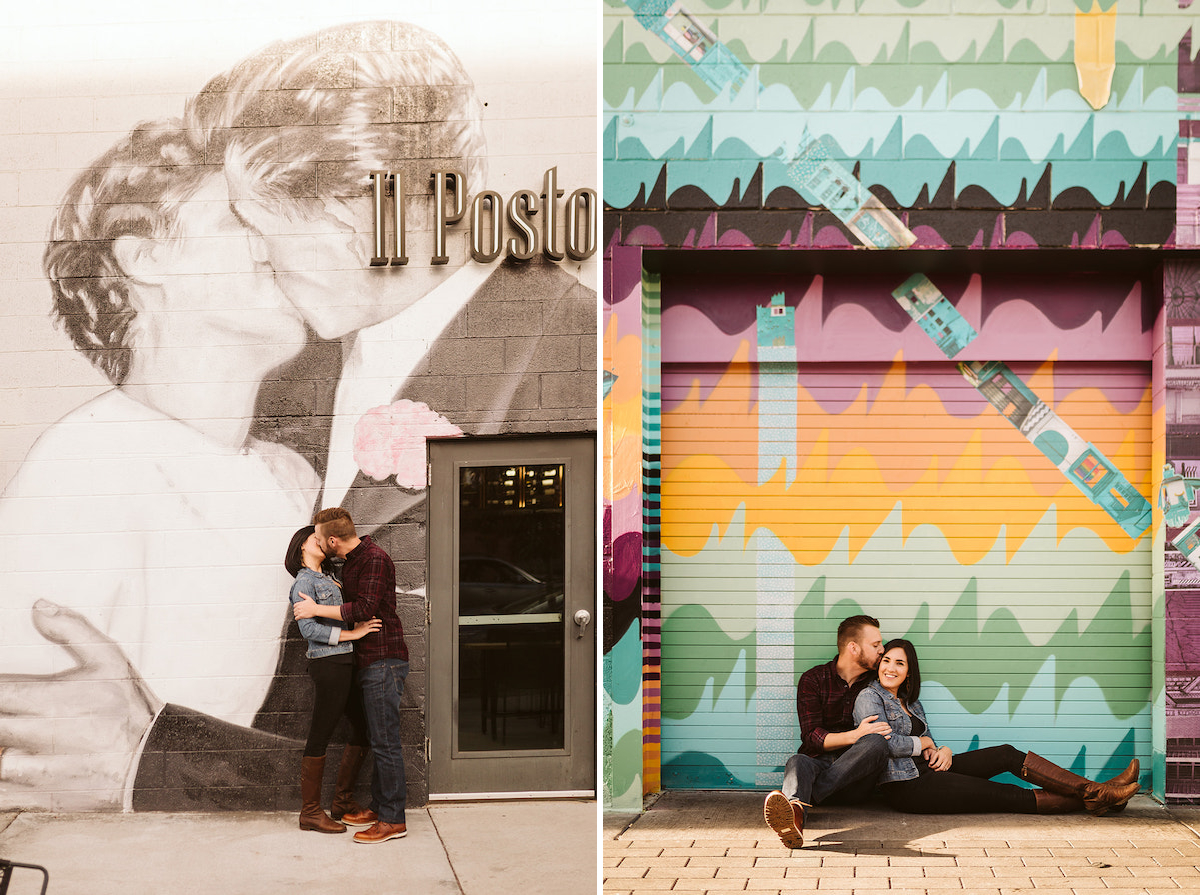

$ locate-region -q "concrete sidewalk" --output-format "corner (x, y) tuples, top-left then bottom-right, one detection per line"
(0, 799), (596, 895)
(604, 792), (1200, 894)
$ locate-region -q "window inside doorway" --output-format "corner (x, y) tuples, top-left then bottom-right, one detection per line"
(456, 463), (566, 752)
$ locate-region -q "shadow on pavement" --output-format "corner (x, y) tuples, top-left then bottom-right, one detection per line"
(609, 789), (1181, 854)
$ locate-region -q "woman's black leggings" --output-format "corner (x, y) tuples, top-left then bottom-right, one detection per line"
(304, 654), (371, 757)
(878, 744), (1037, 814)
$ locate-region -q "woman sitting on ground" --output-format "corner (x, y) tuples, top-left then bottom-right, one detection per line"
(853, 639), (1139, 815)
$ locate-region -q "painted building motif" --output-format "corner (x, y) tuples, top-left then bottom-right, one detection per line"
(603, 0), (1197, 809)
(891, 275), (978, 359)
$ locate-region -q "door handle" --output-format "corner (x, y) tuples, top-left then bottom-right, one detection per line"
(573, 609), (592, 639)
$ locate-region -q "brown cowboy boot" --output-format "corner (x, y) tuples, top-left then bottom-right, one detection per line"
(1103, 758), (1139, 787)
(299, 755), (346, 833)
(1020, 752), (1138, 817)
(330, 744), (371, 824)
(1033, 789), (1084, 814)
(1101, 759), (1139, 813)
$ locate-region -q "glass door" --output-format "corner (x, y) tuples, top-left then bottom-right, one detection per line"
(427, 435), (595, 796)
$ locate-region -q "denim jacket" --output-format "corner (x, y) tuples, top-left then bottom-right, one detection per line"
(289, 567), (353, 660)
(852, 679), (932, 784)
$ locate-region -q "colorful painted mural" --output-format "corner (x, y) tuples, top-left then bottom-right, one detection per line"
(603, 0), (1192, 807)
(605, 2), (1184, 251)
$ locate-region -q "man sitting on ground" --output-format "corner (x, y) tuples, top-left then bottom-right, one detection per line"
(763, 614), (891, 849)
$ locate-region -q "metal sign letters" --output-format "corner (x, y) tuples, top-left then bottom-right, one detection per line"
(370, 167), (597, 267)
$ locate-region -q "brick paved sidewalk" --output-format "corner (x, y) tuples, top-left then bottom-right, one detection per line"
(603, 791), (1200, 895)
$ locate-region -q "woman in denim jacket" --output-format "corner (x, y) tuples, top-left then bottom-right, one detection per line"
(852, 639), (1139, 816)
(285, 524), (380, 833)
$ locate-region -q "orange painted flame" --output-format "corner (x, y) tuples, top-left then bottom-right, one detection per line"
(661, 346), (1150, 565)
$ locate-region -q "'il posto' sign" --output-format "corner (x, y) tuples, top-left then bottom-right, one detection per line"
(369, 167), (597, 266)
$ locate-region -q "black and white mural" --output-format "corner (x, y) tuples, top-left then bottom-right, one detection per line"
(0, 4), (596, 810)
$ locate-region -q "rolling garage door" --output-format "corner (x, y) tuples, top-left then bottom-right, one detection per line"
(654, 274), (1153, 792)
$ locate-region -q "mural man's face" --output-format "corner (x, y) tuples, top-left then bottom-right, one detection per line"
(234, 185), (462, 341)
(146, 177), (304, 346)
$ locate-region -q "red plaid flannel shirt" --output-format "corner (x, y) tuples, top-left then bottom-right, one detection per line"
(337, 535), (408, 667)
(795, 658), (870, 757)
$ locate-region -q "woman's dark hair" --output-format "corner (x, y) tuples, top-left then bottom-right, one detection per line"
(882, 638), (921, 703)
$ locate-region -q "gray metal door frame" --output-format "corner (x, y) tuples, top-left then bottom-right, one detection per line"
(427, 434), (596, 797)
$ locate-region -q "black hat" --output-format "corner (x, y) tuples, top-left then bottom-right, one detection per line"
(285, 525), (316, 578)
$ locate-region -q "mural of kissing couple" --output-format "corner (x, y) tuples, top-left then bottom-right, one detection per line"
(0, 15), (597, 811)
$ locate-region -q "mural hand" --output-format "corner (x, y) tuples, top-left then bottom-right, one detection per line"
(0, 599), (163, 809)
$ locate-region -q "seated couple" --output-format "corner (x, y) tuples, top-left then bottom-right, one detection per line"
(762, 615), (1140, 850)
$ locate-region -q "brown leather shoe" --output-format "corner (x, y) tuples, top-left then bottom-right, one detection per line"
(339, 807), (378, 827)
(353, 820), (408, 844)
(763, 790), (804, 849)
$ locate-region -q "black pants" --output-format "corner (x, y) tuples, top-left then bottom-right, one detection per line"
(878, 744), (1037, 814)
(304, 653), (370, 757)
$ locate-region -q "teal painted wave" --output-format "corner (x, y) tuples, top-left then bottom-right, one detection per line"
(658, 502), (1151, 787)
(605, 50), (1176, 208)
(660, 645), (1148, 789)
(606, 6), (1191, 106)
(605, 615), (645, 707)
(604, 623), (646, 809)
(662, 505), (1150, 684)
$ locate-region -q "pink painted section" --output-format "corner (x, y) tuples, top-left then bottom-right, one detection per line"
(1003, 231), (1040, 248)
(661, 304), (752, 366)
(1177, 184), (1200, 248)
(661, 361), (1150, 418)
(813, 225), (855, 248)
(608, 245), (647, 343)
(660, 273), (1150, 365)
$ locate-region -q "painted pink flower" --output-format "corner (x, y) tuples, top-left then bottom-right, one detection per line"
(353, 399), (463, 487)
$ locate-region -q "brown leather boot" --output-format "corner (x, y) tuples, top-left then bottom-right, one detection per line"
(1020, 752), (1138, 817)
(299, 755), (346, 833)
(330, 745), (370, 823)
(1033, 789), (1084, 814)
(1104, 758), (1139, 787)
(1102, 759), (1139, 813)
(763, 790), (805, 849)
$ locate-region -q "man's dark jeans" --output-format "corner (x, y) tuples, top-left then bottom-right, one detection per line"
(782, 733), (889, 806)
(360, 657), (409, 824)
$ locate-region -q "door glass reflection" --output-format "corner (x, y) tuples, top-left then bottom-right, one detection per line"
(457, 463), (565, 751)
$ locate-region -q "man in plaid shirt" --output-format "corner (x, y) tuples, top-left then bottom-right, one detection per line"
(763, 615), (891, 849)
(295, 507), (410, 845)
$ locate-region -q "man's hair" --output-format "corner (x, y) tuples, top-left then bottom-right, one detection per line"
(184, 20), (486, 215)
(313, 506), (356, 540)
(42, 119), (211, 385)
(836, 614), (880, 653)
